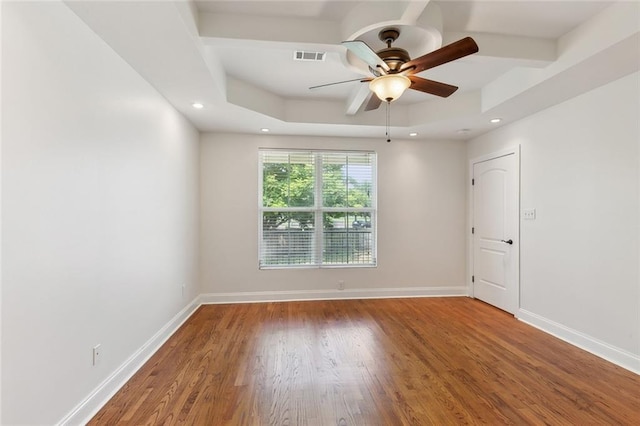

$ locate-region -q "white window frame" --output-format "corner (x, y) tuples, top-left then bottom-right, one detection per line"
(258, 149), (377, 269)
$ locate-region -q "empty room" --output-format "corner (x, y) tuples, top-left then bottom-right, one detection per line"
(1, 0), (639, 424)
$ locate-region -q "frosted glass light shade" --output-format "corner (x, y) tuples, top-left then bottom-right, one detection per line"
(369, 74), (411, 102)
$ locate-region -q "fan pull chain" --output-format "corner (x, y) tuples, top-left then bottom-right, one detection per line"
(385, 100), (391, 143)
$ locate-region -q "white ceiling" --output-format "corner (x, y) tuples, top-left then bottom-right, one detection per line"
(438, 0), (612, 38)
(66, 0), (638, 141)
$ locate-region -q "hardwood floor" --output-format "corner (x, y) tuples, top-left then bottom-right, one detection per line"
(89, 298), (640, 425)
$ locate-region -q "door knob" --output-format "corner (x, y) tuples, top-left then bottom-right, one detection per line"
(501, 239), (513, 245)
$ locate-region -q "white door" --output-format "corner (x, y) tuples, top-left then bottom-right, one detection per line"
(472, 153), (519, 314)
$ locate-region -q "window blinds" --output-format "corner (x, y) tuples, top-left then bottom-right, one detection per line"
(259, 150), (376, 268)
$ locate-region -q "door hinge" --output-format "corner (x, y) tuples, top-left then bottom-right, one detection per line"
(472, 275), (475, 283)
(472, 227), (474, 234)
(472, 178), (475, 186)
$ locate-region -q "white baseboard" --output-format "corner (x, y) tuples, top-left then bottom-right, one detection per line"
(199, 286), (468, 305)
(57, 297), (202, 426)
(518, 308), (640, 375)
(55, 287), (464, 425)
(52, 292), (638, 426)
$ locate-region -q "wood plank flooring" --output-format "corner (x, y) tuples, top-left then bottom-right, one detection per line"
(89, 298), (640, 425)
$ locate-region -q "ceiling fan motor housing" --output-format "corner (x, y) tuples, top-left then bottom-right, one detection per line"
(377, 47), (410, 72)
(377, 28), (410, 72)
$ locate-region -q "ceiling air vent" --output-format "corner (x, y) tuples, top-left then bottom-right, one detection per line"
(293, 51), (326, 61)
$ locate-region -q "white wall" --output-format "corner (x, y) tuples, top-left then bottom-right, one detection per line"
(0, 1), (3, 421)
(468, 71), (640, 369)
(200, 133), (467, 297)
(1, 2), (200, 424)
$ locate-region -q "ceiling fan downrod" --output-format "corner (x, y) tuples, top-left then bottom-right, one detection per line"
(379, 28), (400, 47)
(386, 100), (391, 143)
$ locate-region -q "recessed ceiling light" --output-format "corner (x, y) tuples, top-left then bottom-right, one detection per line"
(192, 102), (204, 109)
(490, 118), (502, 123)
(457, 128), (470, 134)
(260, 128), (270, 133)
(409, 132), (418, 137)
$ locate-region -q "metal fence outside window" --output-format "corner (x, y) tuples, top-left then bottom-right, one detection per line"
(261, 229), (373, 266)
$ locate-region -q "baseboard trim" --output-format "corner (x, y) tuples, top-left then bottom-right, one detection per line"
(199, 286), (468, 305)
(518, 308), (640, 375)
(55, 288), (464, 425)
(57, 298), (202, 426)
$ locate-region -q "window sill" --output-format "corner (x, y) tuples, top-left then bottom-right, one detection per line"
(259, 263), (377, 270)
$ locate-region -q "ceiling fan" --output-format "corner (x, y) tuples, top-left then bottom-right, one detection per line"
(311, 28), (479, 111)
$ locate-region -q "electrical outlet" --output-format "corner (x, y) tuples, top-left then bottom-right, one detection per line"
(338, 280), (345, 290)
(523, 208), (536, 220)
(92, 344), (101, 366)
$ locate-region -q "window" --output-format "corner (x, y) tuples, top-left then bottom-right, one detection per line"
(259, 149), (376, 268)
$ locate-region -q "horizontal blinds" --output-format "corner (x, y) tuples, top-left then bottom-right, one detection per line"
(322, 152), (374, 209)
(261, 151), (315, 209)
(261, 212), (315, 266)
(260, 150), (376, 268)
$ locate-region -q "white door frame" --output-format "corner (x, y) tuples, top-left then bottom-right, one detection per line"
(468, 146), (520, 316)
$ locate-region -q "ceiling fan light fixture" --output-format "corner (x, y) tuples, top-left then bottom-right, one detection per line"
(369, 74), (411, 102)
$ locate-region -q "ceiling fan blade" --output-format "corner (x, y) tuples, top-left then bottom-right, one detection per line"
(400, 37), (478, 75)
(342, 40), (390, 73)
(364, 93), (382, 111)
(309, 77), (371, 90)
(408, 76), (458, 98)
